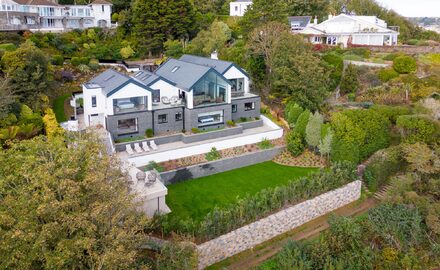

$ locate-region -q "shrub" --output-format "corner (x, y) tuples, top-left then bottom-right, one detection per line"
(42, 108), (64, 140)
(79, 57), (89, 65)
(70, 57), (81, 66)
(205, 147), (221, 161)
(226, 120), (236, 127)
(239, 117), (248, 122)
(393, 55), (417, 74)
(346, 47), (371, 58)
(77, 64), (91, 74)
(305, 112), (323, 148)
(407, 39), (419, 45)
(120, 46), (135, 59)
(88, 59), (100, 70)
(347, 93), (356, 102)
(295, 110), (311, 138)
(191, 128), (200, 134)
(371, 105), (411, 124)
(145, 128), (154, 138)
(144, 161), (164, 172)
(287, 130), (305, 157)
(343, 54), (364, 61)
(331, 140), (360, 164)
(257, 138), (274, 150)
(378, 68), (399, 82)
(284, 102), (303, 126)
(340, 64), (359, 94)
(364, 146), (404, 192)
(156, 241), (198, 270)
(51, 55), (64, 65)
(0, 43), (16, 52)
(396, 115), (439, 144)
(382, 53), (399, 61)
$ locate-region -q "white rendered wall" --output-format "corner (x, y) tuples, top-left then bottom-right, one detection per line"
(149, 79), (182, 99)
(91, 3), (112, 27)
(83, 85), (107, 127)
(223, 66), (250, 94)
(105, 83), (153, 115)
(229, 1), (252, 16)
(128, 115), (283, 167)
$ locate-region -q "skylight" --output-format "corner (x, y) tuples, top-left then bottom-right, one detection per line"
(104, 75), (115, 81)
(171, 66), (180, 73)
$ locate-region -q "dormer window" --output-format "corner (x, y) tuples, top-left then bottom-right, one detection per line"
(171, 66), (180, 73)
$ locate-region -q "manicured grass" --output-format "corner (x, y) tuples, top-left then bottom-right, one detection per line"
(53, 94), (70, 123)
(166, 161), (318, 221)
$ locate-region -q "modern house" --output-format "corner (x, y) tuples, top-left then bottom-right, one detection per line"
(82, 55), (260, 139)
(0, 0), (112, 31)
(292, 13), (400, 47)
(229, 0), (252, 17)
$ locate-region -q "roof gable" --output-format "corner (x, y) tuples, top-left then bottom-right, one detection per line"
(317, 14), (398, 33)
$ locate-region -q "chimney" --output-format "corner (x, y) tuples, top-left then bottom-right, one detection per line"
(211, 50), (218, 60)
(314, 16), (318, 25)
(328, 14), (333, 20)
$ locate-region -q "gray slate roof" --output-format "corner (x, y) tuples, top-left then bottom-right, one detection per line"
(288, 16), (312, 28)
(84, 69), (131, 96)
(132, 70), (161, 86)
(154, 58), (212, 90)
(179, 54), (234, 74)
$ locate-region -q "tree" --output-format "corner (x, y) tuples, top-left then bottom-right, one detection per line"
(0, 134), (149, 269)
(131, 0), (197, 55)
(284, 102), (303, 127)
(318, 128), (333, 158)
(340, 64), (359, 94)
(305, 112), (324, 149)
(164, 39), (184, 58)
(120, 45), (135, 59)
(239, 0), (288, 36)
(1, 40), (52, 105)
(287, 130), (305, 157)
(396, 115), (439, 144)
(0, 77), (16, 119)
(295, 109), (311, 138)
(185, 20), (231, 56)
(271, 33), (330, 111)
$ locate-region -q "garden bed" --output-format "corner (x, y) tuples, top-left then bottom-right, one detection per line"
(151, 138), (285, 172)
(273, 149), (328, 168)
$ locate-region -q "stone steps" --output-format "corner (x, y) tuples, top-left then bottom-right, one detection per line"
(373, 185), (392, 201)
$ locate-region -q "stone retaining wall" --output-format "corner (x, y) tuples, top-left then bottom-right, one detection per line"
(159, 146), (285, 185)
(197, 180), (362, 269)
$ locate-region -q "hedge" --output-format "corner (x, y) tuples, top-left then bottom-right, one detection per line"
(155, 162), (358, 242)
(371, 105), (411, 124)
(364, 146), (405, 192)
(396, 115), (439, 144)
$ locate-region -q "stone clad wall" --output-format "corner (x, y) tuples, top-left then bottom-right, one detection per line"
(197, 180), (362, 269)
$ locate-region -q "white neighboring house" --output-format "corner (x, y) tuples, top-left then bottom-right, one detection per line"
(293, 13), (400, 47)
(229, 0), (252, 17)
(0, 0), (112, 31)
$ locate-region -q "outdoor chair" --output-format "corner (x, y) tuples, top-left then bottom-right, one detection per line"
(125, 144), (135, 155)
(161, 97), (171, 104)
(134, 143), (143, 153)
(142, 141), (151, 152)
(150, 140), (159, 151)
(170, 96), (179, 105)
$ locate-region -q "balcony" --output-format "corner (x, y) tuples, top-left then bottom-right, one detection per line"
(231, 91), (245, 98)
(113, 97), (148, 115)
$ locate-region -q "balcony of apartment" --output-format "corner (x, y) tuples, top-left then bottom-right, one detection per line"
(113, 96), (148, 115)
(230, 78), (245, 98)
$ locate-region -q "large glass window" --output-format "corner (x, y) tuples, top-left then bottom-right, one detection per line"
(117, 118), (138, 134)
(40, 7), (54, 16)
(230, 78), (244, 97)
(113, 96), (147, 114)
(198, 111), (224, 127)
(193, 71), (228, 107)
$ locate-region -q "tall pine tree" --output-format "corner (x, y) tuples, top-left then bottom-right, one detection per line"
(131, 0), (196, 56)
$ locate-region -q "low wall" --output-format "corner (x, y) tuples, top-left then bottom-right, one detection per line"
(237, 119), (264, 130)
(160, 146), (285, 185)
(354, 45), (440, 54)
(182, 126), (243, 144)
(197, 180), (362, 269)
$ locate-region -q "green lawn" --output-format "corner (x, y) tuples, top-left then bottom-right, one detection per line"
(166, 161), (318, 221)
(53, 94), (70, 123)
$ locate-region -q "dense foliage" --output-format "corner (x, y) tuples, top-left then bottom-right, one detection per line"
(340, 64), (359, 94)
(393, 55), (418, 74)
(0, 134), (149, 269)
(396, 115), (440, 144)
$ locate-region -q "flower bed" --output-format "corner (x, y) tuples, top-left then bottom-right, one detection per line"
(158, 138), (285, 172)
(273, 149), (328, 168)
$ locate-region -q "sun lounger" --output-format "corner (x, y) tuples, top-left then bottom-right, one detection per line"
(134, 143), (143, 153)
(125, 144), (135, 155)
(150, 140), (158, 151)
(142, 141), (150, 152)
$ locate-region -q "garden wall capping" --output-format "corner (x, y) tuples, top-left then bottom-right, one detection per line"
(159, 146), (285, 185)
(196, 180), (362, 269)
